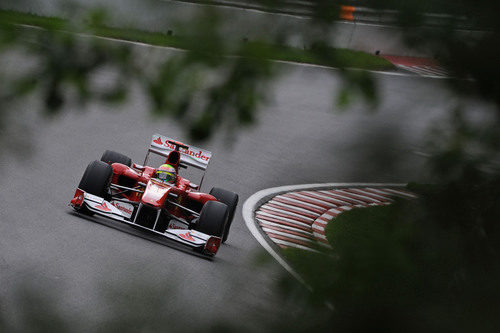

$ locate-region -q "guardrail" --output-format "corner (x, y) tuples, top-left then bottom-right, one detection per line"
(342, 6), (471, 28)
(174, 0), (473, 28)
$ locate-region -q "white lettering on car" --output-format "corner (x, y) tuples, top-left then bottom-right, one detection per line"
(110, 201), (134, 218)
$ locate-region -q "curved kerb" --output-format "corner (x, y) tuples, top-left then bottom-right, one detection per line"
(243, 182), (409, 292)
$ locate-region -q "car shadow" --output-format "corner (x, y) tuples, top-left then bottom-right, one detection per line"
(67, 210), (214, 261)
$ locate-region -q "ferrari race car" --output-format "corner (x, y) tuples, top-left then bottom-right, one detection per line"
(70, 134), (239, 257)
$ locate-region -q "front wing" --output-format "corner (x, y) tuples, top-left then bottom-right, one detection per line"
(70, 189), (221, 256)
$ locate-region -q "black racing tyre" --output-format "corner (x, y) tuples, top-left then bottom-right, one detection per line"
(195, 201), (228, 238)
(100, 150), (132, 167)
(209, 187), (238, 243)
(78, 160), (113, 198)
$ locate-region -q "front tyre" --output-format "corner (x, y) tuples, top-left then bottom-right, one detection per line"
(77, 160), (113, 215)
(100, 150), (132, 167)
(78, 160), (113, 197)
(195, 201), (228, 238)
(209, 187), (238, 243)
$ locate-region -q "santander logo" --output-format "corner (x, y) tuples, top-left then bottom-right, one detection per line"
(164, 142), (211, 162)
(95, 202), (111, 212)
(152, 135), (211, 163)
(111, 201), (133, 215)
(179, 232), (195, 242)
(153, 137), (163, 145)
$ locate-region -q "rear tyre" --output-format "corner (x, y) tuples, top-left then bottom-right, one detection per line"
(209, 187), (238, 243)
(100, 150), (132, 167)
(195, 201), (228, 238)
(77, 160), (113, 215)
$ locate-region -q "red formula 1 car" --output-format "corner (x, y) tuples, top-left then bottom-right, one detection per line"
(70, 134), (238, 256)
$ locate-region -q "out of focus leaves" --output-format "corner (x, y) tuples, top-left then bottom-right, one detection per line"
(0, 274), (248, 332)
(0, 1), (500, 331)
(336, 70), (377, 109)
(0, 24), (135, 114)
(12, 77), (38, 96)
(364, 0), (500, 108)
(279, 179), (500, 332)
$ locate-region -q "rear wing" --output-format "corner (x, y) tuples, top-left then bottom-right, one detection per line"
(146, 134), (213, 170)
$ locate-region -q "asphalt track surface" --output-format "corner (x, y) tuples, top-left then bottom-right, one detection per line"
(0, 42), (489, 329)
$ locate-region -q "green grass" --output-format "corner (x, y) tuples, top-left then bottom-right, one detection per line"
(0, 9), (67, 30)
(0, 9), (394, 71)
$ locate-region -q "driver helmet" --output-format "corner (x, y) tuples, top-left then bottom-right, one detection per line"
(155, 164), (176, 184)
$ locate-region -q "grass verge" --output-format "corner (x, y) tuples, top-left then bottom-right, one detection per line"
(0, 9), (394, 71)
(281, 196), (411, 292)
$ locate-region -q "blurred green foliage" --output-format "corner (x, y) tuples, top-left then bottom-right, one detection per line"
(0, 274), (250, 332)
(0, 6), (390, 143)
(281, 178), (500, 332)
(366, 0), (500, 107)
(0, 0), (499, 332)
(279, 80), (499, 331)
(267, 6), (500, 329)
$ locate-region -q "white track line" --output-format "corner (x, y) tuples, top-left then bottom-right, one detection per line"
(366, 187), (398, 197)
(351, 188), (393, 201)
(17, 23), (450, 81)
(384, 188), (418, 198)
